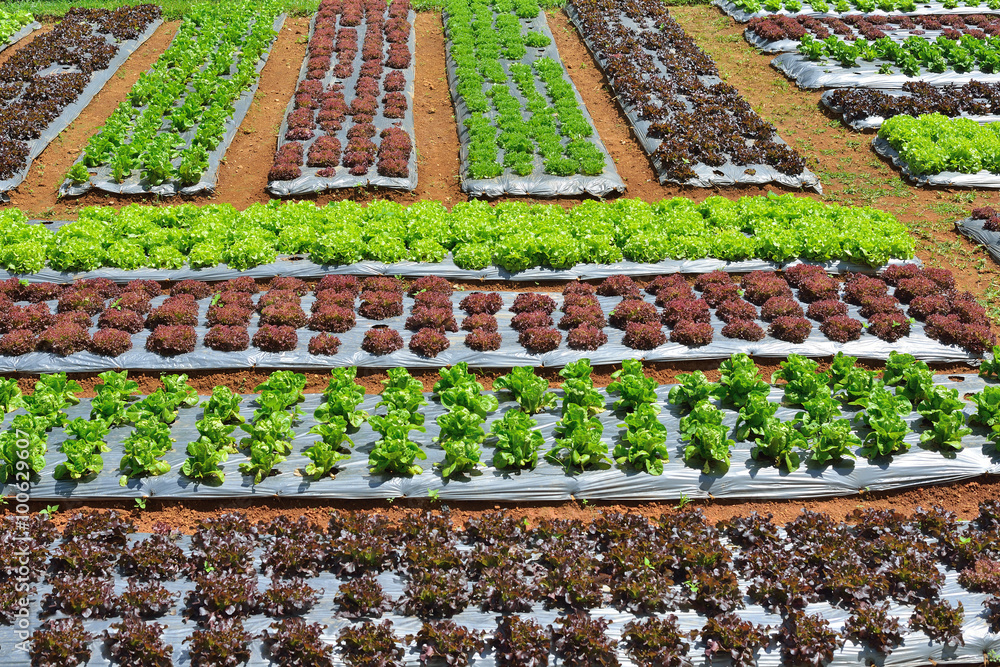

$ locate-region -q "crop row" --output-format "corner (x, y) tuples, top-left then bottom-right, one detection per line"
(728, 0), (927, 17)
(0, 8), (33, 45)
(6, 345), (1000, 489)
(0, 262), (985, 363)
(0, 5), (161, 183)
(878, 113), (1000, 176)
(64, 0), (281, 192)
(972, 205), (1000, 230)
(268, 0), (415, 186)
(795, 32), (1000, 77)
(0, 199), (914, 280)
(10, 505), (1000, 667)
(444, 0), (610, 181)
(570, 0), (811, 186)
(825, 80), (1000, 128)
(749, 13), (1000, 46)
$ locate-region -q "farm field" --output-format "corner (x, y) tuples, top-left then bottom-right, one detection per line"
(4, 0), (1000, 665)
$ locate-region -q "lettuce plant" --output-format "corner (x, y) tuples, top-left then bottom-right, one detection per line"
(490, 409), (544, 469)
(493, 366), (556, 414)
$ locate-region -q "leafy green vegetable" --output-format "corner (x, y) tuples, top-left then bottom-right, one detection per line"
(979, 346), (1000, 381)
(181, 437), (229, 484)
(433, 363), (481, 395)
(25, 373), (82, 430)
(305, 416), (352, 479)
(857, 386), (912, 459)
(493, 366), (557, 414)
(90, 370), (140, 427)
(378, 369), (428, 427)
(0, 378), (24, 425)
(204, 386), (244, 424)
(833, 366), (879, 409)
(771, 354), (827, 407)
(118, 418), (173, 484)
(734, 392), (779, 442)
(827, 352), (858, 394)
(0, 415), (46, 483)
(794, 386), (842, 439)
(679, 400), (733, 473)
(559, 359), (606, 418)
(55, 417), (110, 480)
(752, 421), (805, 471)
(916, 386), (971, 452)
(491, 409), (544, 469)
(970, 385), (1000, 435)
(316, 368), (368, 430)
(613, 403), (669, 475)
(369, 410), (427, 476)
(607, 359), (658, 413)
(668, 371), (719, 413)
(547, 403), (609, 471)
(162, 374), (199, 410)
(809, 419), (860, 465)
(253, 371), (306, 420)
(715, 354), (768, 410)
(893, 363), (934, 407)
(882, 351), (922, 387)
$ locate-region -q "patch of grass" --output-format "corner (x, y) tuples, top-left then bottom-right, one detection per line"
(10, 0), (319, 20)
(931, 200), (968, 219)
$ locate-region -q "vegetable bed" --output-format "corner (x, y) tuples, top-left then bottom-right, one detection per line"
(714, 0), (1000, 23)
(745, 13), (1000, 54)
(7, 354), (1000, 501)
(772, 30), (1000, 89)
(957, 208), (1000, 265)
(0, 5), (163, 200)
(267, 0), (418, 195)
(59, 0), (284, 197)
(821, 82), (1000, 131)
(442, 0), (625, 197)
(6, 507), (1000, 667)
(874, 113), (1000, 188)
(0, 8), (37, 56)
(0, 198), (916, 282)
(0, 264), (986, 373)
(566, 0), (820, 191)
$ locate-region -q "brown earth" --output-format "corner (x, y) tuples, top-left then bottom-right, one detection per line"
(19, 477), (1000, 533)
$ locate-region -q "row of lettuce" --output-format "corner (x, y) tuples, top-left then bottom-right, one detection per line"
(0, 196), (914, 275)
(16, 504), (1000, 666)
(5, 351), (1000, 488)
(64, 0), (283, 193)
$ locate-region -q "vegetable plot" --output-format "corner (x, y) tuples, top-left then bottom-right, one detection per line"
(0, 197), (916, 281)
(6, 357), (1000, 502)
(442, 0), (625, 197)
(822, 81), (1000, 131)
(715, 0), (1000, 23)
(0, 8), (36, 53)
(59, 0), (284, 197)
(0, 266), (984, 374)
(267, 0), (418, 195)
(6, 506), (1000, 667)
(957, 206), (1000, 265)
(0, 6), (162, 200)
(748, 14), (1000, 54)
(567, 0), (820, 191)
(772, 29), (1000, 89)
(875, 113), (1000, 188)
